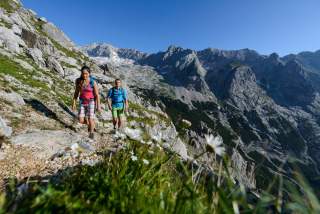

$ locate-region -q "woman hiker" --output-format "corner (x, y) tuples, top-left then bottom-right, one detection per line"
(72, 65), (101, 139)
(107, 78), (128, 133)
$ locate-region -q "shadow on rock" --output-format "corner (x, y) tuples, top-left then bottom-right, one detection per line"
(24, 99), (76, 131)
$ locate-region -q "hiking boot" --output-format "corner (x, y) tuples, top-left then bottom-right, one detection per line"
(111, 127), (117, 134)
(89, 132), (94, 139)
(88, 127), (97, 132)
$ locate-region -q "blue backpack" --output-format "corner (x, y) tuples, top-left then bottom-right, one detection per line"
(111, 87), (125, 104)
(89, 76), (95, 88)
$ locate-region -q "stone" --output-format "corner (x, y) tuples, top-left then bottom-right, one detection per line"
(0, 90), (25, 106)
(0, 26), (26, 53)
(10, 130), (95, 159)
(63, 67), (80, 82)
(12, 24), (21, 36)
(123, 127), (143, 141)
(172, 138), (189, 160)
(46, 57), (65, 75)
(26, 48), (46, 68)
(0, 116), (12, 138)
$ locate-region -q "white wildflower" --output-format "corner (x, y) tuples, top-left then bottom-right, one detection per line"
(142, 159), (150, 165)
(131, 155), (138, 161)
(232, 201), (240, 214)
(156, 143), (163, 150)
(205, 134), (225, 156)
(181, 119), (192, 127)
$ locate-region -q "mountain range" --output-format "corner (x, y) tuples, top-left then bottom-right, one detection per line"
(82, 43), (320, 190)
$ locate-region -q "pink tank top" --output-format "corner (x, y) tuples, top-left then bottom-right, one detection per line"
(79, 82), (94, 104)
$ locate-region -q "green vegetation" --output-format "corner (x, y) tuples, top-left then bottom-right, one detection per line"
(0, 19), (13, 29)
(1, 140), (319, 213)
(0, 0), (20, 13)
(49, 38), (79, 60)
(61, 61), (78, 69)
(0, 54), (50, 91)
(129, 101), (171, 126)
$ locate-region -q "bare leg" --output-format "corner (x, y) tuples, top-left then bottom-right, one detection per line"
(118, 116), (122, 129)
(112, 118), (117, 129)
(89, 118), (95, 133)
(79, 117), (85, 124)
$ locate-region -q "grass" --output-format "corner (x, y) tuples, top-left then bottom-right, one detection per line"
(0, 52), (75, 108)
(1, 140), (319, 213)
(0, 54), (50, 91)
(0, 0), (20, 13)
(61, 61), (78, 69)
(129, 101), (171, 126)
(0, 20), (12, 29)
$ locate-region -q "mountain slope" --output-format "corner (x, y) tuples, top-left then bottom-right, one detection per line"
(0, 0), (188, 191)
(83, 43), (320, 191)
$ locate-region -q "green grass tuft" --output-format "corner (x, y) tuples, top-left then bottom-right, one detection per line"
(2, 140), (319, 213)
(0, 0), (20, 13)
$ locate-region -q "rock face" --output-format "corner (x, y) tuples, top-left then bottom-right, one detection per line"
(42, 22), (75, 49)
(84, 43), (320, 190)
(81, 43), (148, 64)
(0, 26), (26, 53)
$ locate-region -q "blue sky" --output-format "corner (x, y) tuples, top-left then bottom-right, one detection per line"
(21, 0), (320, 56)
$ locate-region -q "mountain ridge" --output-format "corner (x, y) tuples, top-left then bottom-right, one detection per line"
(83, 42), (320, 190)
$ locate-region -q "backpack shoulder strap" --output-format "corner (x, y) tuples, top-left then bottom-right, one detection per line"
(111, 87), (115, 98)
(89, 77), (95, 88)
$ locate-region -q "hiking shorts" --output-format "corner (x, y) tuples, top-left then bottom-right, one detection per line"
(79, 100), (95, 119)
(112, 107), (124, 118)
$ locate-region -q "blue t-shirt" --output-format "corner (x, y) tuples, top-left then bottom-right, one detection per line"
(107, 87), (127, 108)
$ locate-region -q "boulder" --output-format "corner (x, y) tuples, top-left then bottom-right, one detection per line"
(123, 127), (143, 141)
(63, 67), (80, 82)
(0, 26), (26, 53)
(0, 9), (13, 25)
(0, 90), (25, 106)
(10, 130), (95, 159)
(46, 57), (64, 75)
(12, 24), (21, 36)
(171, 138), (189, 160)
(26, 48), (46, 68)
(0, 116), (12, 138)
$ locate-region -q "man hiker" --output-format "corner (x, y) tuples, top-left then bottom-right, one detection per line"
(107, 79), (128, 132)
(72, 65), (101, 139)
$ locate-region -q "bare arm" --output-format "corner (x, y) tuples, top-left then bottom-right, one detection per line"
(125, 99), (129, 112)
(93, 82), (101, 111)
(72, 81), (80, 111)
(124, 89), (129, 112)
(107, 98), (112, 110)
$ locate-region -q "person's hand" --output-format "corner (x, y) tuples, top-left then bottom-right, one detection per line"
(72, 102), (76, 112)
(96, 104), (101, 112)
